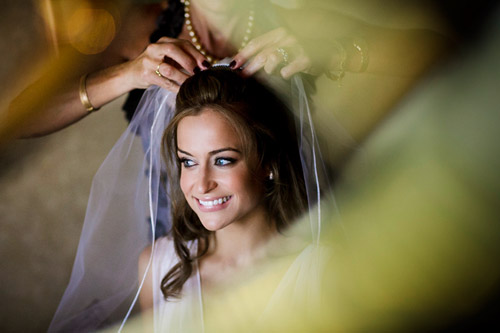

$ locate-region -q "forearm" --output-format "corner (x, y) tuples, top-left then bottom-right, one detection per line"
(12, 61), (135, 138)
(8, 1), (168, 138)
(279, 6), (451, 77)
(341, 26), (452, 77)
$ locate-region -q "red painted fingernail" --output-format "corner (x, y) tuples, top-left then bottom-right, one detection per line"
(229, 60), (236, 68)
(202, 60), (210, 68)
(193, 66), (200, 74)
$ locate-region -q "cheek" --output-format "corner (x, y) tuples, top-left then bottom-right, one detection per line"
(225, 170), (247, 189)
(228, 169), (264, 200)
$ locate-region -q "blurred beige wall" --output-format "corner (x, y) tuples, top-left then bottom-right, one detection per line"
(0, 99), (127, 332)
(0, 1), (125, 331)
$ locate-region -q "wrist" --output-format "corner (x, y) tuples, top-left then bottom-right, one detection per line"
(83, 63), (135, 111)
(79, 74), (100, 112)
(105, 61), (140, 96)
(324, 40), (347, 81)
(325, 37), (369, 80)
(118, 60), (141, 91)
(343, 37), (369, 73)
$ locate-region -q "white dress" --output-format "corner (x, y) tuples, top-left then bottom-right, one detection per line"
(151, 236), (327, 332)
(152, 237), (205, 332)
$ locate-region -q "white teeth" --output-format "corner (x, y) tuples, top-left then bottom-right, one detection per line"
(199, 196), (231, 207)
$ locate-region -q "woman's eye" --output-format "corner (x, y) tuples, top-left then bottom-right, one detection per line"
(215, 157), (236, 166)
(179, 158), (196, 168)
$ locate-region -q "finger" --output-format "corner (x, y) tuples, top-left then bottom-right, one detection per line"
(240, 52), (266, 77)
(177, 40), (210, 68)
(264, 51), (284, 74)
(241, 47), (277, 77)
(151, 73), (180, 93)
(151, 42), (202, 74)
(280, 56), (312, 79)
(157, 62), (190, 85)
(233, 27), (288, 68)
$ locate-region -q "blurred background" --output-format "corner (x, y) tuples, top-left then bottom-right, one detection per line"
(1, 0), (499, 332)
(0, 1), (128, 331)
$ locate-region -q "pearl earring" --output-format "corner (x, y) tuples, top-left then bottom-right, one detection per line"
(269, 171), (274, 180)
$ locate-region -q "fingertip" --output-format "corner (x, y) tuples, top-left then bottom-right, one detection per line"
(264, 65), (273, 75)
(231, 54), (246, 69)
(280, 67), (292, 80)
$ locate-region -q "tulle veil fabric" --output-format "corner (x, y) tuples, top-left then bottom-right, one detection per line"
(48, 86), (175, 331)
(48, 72), (332, 332)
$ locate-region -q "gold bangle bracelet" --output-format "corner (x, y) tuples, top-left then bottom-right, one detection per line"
(79, 73), (99, 112)
(325, 40), (347, 81)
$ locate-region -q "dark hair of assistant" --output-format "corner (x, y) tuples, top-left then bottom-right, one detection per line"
(161, 67), (308, 300)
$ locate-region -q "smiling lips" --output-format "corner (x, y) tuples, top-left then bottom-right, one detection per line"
(196, 195), (232, 212)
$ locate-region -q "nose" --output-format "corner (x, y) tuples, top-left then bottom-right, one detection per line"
(196, 165), (217, 194)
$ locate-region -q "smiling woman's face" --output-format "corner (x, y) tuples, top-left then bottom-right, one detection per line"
(176, 107), (267, 231)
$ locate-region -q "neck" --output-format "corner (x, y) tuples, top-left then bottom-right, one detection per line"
(191, 0), (236, 30)
(210, 207), (277, 267)
(189, 0), (252, 58)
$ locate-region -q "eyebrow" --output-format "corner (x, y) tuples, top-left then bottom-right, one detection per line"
(177, 147), (242, 157)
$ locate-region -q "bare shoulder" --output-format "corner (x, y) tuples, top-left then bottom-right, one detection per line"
(138, 236), (174, 276)
(138, 242), (155, 310)
(139, 244), (153, 270)
(138, 236), (174, 309)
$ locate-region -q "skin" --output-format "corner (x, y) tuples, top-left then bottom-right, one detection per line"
(176, 109), (269, 233)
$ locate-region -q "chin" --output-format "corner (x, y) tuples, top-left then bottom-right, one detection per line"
(200, 218), (229, 232)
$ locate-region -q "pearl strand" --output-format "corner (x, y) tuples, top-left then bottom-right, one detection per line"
(181, 0), (255, 64)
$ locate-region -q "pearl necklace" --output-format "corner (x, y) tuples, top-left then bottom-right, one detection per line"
(181, 0), (255, 64)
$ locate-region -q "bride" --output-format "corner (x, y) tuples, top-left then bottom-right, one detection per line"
(138, 66), (315, 331)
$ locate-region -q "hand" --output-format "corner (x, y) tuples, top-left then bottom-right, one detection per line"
(124, 37), (208, 93)
(232, 27), (314, 79)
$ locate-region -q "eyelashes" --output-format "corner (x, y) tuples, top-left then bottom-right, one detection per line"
(215, 157), (236, 166)
(177, 157), (238, 168)
(178, 157), (195, 168)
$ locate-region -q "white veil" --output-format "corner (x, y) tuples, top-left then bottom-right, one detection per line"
(48, 69), (332, 331)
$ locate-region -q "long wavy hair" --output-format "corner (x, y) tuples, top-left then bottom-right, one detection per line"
(161, 67), (307, 300)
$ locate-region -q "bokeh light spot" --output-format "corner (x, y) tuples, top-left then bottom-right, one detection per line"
(66, 7), (115, 55)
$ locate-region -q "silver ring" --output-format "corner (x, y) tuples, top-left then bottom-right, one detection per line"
(276, 47), (289, 65)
